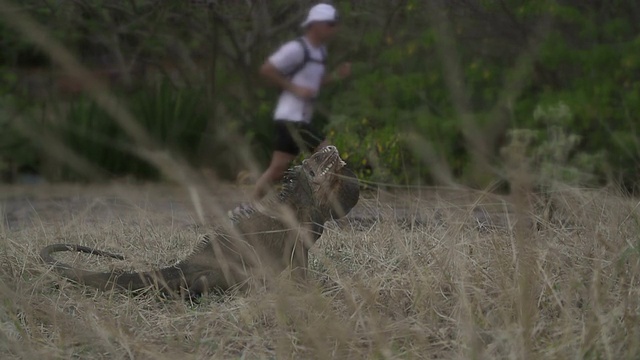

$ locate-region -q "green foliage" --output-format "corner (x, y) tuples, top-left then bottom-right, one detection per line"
(326, 0), (640, 189)
(2, 0), (640, 190)
(509, 8), (640, 190)
(43, 81), (210, 180)
(0, 96), (40, 177)
(131, 81), (210, 159)
(58, 97), (157, 179)
(328, 115), (407, 185)
(502, 102), (607, 187)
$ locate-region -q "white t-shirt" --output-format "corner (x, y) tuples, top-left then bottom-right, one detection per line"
(268, 37), (326, 123)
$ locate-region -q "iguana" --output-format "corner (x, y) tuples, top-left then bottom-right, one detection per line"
(40, 145), (359, 298)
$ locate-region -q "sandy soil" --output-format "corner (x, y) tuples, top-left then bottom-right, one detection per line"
(0, 181), (517, 233)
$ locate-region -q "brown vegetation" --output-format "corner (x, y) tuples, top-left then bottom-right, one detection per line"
(1, 183), (639, 358)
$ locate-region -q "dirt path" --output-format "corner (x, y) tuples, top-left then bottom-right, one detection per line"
(0, 182), (517, 232)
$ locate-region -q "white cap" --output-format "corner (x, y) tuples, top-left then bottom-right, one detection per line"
(300, 3), (338, 28)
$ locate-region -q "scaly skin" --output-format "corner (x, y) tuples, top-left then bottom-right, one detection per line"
(40, 146), (360, 298)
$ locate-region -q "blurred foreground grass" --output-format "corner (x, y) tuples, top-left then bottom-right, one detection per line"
(0, 183), (639, 359)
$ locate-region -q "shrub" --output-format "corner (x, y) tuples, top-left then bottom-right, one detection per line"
(501, 101), (608, 188)
(35, 80), (211, 181)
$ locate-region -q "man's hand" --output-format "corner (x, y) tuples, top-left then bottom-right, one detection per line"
(335, 62), (351, 80)
(322, 62), (352, 85)
(290, 84), (317, 100)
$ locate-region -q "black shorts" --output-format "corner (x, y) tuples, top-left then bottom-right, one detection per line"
(273, 120), (324, 156)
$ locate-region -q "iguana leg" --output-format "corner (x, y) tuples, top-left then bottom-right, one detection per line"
(227, 202), (255, 219)
(289, 245), (310, 281)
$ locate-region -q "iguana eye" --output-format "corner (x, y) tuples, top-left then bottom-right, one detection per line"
(309, 170), (316, 177)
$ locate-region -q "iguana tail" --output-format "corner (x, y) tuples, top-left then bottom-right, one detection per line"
(40, 244), (188, 294)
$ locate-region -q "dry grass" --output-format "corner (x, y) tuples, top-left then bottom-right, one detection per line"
(0, 2), (638, 359)
(0, 183), (639, 359)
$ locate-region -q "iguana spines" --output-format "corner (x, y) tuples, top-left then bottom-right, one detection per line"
(228, 145), (359, 223)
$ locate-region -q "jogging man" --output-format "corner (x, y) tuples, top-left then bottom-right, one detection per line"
(252, 3), (351, 200)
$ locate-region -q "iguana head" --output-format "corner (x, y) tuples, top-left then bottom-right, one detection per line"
(286, 145), (359, 220)
(301, 145), (345, 182)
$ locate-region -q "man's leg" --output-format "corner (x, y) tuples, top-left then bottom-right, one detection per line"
(253, 150), (296, 200)
(251, 121), (300, 201)
(252, 121), (327, 201)
(298, 122), (329, 153)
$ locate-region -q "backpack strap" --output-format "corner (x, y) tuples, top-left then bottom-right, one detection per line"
(284, 37), (326, 78)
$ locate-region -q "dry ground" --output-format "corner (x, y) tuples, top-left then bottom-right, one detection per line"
(0, 182), (639, 359)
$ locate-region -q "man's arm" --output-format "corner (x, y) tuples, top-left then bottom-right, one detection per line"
(321, 62), (352, 86)
(260, 62), (295, 92)
(321, 71), (336, 86)
(260, 61), (315, 99)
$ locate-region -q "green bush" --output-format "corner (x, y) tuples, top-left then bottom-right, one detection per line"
(328, 116), (406, 186)
(503, 102), (608, 188)
(0, 96), (40, 179)
(324, 2), (640, 190)
(40, 80), (211, 181)
(4, 1), (640, 190)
